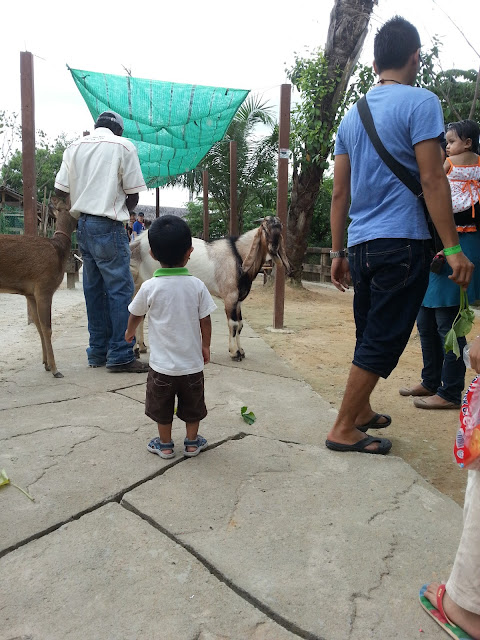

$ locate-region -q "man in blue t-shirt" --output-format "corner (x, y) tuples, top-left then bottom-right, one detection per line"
(132, 212), (145, 239)
(326, 17), (473, 455)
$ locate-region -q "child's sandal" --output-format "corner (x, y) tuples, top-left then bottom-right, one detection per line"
(183, 435), (208, 457)
(147, 437), (175, 459)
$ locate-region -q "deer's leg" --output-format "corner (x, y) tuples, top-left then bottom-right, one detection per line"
(36, 294), (62, 378)
(225, 295), (243, 361)
(26, 295), (48, 369)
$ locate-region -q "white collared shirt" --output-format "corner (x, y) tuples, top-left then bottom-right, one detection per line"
(55, 128), (147, 222)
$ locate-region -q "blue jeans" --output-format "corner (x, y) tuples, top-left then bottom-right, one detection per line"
(416, 305), (466, 404)
(348, 238), (431, 379)
(77, 215), (135, 367)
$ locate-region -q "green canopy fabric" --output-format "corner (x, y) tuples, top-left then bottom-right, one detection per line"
(69, 67), (249, 187)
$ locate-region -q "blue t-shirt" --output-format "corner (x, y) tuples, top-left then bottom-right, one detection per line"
(334, 85), (445, 248)
(132, 220), (145, 235)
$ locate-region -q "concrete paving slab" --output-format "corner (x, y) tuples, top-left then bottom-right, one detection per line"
(0, 392), (240, 555)
(0, 503), (298, 640)
(123, 436), (463, 640)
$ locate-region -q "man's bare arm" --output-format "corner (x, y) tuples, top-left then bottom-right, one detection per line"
(329, 154), (352, 292)
(126, 193), (139, 212)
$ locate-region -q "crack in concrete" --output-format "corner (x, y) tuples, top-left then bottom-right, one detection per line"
(0, 423), (126, 442)
(0, 432), (247, 561)
(25, 434), (100, 491)
(0, 396), (83, 412)
(348, 480), (418, 637)
(120, 499), (324, 640)
(367, 478), (418, 524)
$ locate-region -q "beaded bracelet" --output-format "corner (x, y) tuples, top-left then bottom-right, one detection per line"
(443, 244), (462, 256)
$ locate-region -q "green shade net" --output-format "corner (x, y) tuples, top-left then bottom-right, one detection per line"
(69, 67), (250, 188)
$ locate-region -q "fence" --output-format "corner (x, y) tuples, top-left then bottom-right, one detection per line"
(302, 247), (334, 283)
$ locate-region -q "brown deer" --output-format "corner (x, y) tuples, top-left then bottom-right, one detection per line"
(0, 196), (78, 377)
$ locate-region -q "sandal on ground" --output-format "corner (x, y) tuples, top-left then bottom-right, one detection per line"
(183, 435), (208, 457)
(147, 437), (175, 459)
(356, 413), (391, 433)
(413, 396), (461, 410)
(399, 384), (434, 397)
(419, 584), (473, 639)
(325, 435), (392, 455)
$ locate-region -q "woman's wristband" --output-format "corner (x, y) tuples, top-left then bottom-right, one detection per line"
(443, 244), (462, 256)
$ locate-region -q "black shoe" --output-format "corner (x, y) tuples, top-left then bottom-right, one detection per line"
(107, 360), (149, 373)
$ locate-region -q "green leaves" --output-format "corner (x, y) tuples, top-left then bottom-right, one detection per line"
(241, 406), (256, 425)
(445, 288), (475, 358)
(0, 468), (35, 501)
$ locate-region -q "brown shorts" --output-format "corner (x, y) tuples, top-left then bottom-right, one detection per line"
(145, 368), (207, 424)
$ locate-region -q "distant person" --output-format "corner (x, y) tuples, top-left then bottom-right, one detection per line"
(132, 212), (145, 239)
(55, 110), (149, 373)
(401, 119), (480, 410)
(327, 17), (473, 455)
(126, 211), (136, 242)
(125, 215), (217, 458)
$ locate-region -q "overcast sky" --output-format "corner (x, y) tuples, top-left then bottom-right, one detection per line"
(2, 0), (479, 207)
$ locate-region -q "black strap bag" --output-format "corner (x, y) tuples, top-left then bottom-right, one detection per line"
(356, 95), (442, 253)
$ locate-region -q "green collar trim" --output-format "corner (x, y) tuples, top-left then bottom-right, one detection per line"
(153, 267), (191, 277)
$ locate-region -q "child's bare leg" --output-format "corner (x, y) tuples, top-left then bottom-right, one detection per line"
(185, 421), (200, 452)
(158, 423), (173, 455)
(424, 582), (480, 639)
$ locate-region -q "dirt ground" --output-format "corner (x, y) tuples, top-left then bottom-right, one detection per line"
(242, 279), (479, 506)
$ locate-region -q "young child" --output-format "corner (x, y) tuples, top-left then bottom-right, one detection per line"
(444, 119), (480, 229)
(125, 215), (217, 458)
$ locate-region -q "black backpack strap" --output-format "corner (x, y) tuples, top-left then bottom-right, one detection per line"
(356, 96), (423, 197)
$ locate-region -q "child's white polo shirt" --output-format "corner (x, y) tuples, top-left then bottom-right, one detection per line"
(128, 268), (217, 376)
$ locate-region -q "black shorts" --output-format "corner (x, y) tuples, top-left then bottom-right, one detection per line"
(145, 368), (207, 424)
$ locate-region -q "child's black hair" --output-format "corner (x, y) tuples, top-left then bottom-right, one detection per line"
(374, 16), (421, 73)
(148, 215), (192, 267)
(446, 120), (480, 154)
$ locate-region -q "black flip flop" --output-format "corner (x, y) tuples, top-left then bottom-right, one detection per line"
(325, 435), (392, 455)
(357, 413), (391, 433)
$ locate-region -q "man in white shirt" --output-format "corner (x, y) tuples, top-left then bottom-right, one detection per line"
(55, 111), (149, 372)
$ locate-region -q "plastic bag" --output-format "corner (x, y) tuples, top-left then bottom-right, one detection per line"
(455, 376), (480, 470)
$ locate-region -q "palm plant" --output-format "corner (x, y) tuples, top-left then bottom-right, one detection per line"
(165, 94), (278, 234)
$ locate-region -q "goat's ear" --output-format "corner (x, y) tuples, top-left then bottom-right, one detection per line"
(241, 227), (262, 277)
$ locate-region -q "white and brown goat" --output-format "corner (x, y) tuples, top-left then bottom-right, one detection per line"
(130, 216), (291, 360)
(0, 197), (78, 377)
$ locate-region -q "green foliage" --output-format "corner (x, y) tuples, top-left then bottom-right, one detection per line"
(1, 133), (71, 202)
(166, 94), (278, 233)
(287, 48), (337, 169)
(308, 177), (333, 247)
(185, 198), (273, 241)
(445, 289), (475, 358)
(417, 38), (480, 122)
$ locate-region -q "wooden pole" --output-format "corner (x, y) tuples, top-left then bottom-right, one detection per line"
(20, 51), (36, 237)
(229, 140), (238, 236)
(202, 170), (209, 241)
(273, 84), (291, 329)
(155, 187), (160, 218)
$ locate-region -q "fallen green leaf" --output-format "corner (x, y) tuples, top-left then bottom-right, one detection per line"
(0, 468), (35, 501)
(241, 406), (256, 425)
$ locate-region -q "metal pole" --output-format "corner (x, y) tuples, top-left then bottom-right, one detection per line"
(155, 187), (160, 218)
(273, 84), (291, 329)
(20, 51), (36, 237)
(229, 140), (238, 236)
(202, 170), (209, 241)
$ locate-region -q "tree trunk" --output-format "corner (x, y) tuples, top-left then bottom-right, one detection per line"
(287, 0), (377, 283)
